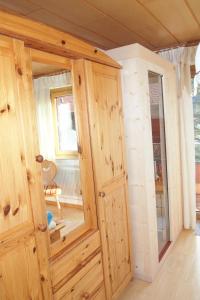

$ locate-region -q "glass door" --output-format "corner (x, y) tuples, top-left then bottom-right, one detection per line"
(148, 71), (170, 260)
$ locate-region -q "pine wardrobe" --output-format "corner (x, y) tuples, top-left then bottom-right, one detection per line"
(0, 10), (132, 300)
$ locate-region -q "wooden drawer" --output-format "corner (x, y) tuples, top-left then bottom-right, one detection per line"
(54, 253), (104, 300)
(92, 286), (106, 300)
(51, 231), (101, 289)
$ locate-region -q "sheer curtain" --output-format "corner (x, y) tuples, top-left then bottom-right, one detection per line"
(159, 46), (197, 229)
(34, 72), (71, 160)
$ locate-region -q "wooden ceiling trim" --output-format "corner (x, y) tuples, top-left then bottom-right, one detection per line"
(83, 0), (155, 49)
(0, 9), (120, 68)
(184, 0), (200, 28)
(136, 0), (180, 44)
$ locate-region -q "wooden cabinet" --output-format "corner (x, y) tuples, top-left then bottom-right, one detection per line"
(0, 10), (132, 300)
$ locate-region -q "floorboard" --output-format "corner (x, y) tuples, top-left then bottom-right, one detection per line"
(119, 230), (200, 300)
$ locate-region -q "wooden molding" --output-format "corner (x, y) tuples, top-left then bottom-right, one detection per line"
(0, 9), (120, 69)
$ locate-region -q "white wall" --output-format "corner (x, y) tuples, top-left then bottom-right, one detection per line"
(107, 44), (183, 281)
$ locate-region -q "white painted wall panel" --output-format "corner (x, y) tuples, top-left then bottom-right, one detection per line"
(107, 44), (183, 281)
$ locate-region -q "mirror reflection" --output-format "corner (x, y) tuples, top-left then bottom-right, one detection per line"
(32, 61), (85, 244)
(148, 71), (170, 258)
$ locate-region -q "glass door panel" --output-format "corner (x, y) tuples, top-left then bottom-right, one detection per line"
(148, 71), (170, 259)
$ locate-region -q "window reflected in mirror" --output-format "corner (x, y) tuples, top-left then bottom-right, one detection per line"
(32, 60), (85, 244)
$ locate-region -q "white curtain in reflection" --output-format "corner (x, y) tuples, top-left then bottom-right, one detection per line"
(159, 46), (196, 229)
(34, 72), (71, 160)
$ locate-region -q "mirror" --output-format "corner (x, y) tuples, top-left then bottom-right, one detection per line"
(32, 60), (85, 244)
(148, 71), (170, 259)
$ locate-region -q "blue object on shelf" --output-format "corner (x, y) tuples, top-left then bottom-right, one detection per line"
(47, 210), (53, 225)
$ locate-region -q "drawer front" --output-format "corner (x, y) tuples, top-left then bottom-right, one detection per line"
(54, 253), (104, 300)
(92, 286), (106, 300)
(51, 231), (101, 289)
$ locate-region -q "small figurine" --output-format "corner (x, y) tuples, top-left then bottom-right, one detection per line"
(46, 210), (56, 230)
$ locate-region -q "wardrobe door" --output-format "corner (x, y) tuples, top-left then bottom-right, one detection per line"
(85, 61), (132, 299)
(0, 35), (51, 299)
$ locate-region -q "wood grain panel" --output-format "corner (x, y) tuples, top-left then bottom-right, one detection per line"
(13, 41), (52, 298)
(0, 0), (40, 15)
(29, 0), (105, 27)
(0, 10), (120, 68)
(54, 253), (104, 300)
(81, 15), (150, 48)
(0, 35), (31, 234)
(92, 285), (106, 300)
(50, 231), (101, 289)
(85, 0), (177, 49)
(185, 0), (200, 27)
(86, 63), (124, 187)
(0, 1), (199, 50)
(27, 9), (120, 49)
(0, 236), (42, 300)
(138, 0), (200, 42)
(85, 61), (132, 299)
(102, 180), (132, 294)
(0, 34), (53, 299)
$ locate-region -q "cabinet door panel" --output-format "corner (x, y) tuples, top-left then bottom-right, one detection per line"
(85, 61), (132, 299)
(102, 179), (131, 294)
(0, 38), (31, 233)
(0, 236), (42, 300)
(0, 35), (49, 299)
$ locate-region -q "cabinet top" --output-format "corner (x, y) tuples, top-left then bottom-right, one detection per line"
(0, 9), (121, 69)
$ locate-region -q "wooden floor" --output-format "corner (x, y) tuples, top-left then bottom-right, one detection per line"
(119, 230), (200, 300)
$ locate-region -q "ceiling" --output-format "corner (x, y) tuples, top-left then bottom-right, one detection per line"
(0, 0), (199, 51)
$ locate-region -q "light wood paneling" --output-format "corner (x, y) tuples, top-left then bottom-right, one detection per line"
(0, 236), (42, 300)
(0, 34), (47, 300)
(54, 252), (104, 300)
(138, 0), (200, 42)
(85, 0), (177, 49)
(0, 35), (31, 234)
(85, 61), (132, 299)
(0, 0), (199, 50)
(15, 43), (52, 298)
(27, 8), (117, 50)
(0, 0), (40, 15)
(186, 0), (200, 27)
(50, 231), (101, 290)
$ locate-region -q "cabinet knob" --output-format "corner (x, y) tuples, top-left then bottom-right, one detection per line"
(82, 292), (90, 299)
(99, 191), (106, 197)
(35, 154), (44, 163)
(38, 224), (47, 232)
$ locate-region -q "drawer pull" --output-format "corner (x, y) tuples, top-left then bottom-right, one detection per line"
(35, 154), (44, 163)
(82, 292), (90, 299)
(99, 191), (105, 197)
(38, 224), (47, 232)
